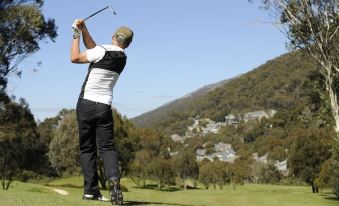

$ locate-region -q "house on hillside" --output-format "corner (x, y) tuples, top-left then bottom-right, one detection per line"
(275, 159), (288, 176)
(253, 153), (268, 164)
(186, 117), (225, 137)
(185, 118), (201, 137)
(224, 110), (276, 125)
(215, 150), (237, 163)
(243, 109), (277, 123)
(196, 142), (237, 163)
(215, 142), (232, 152)
(196, 149), (206, 156)
(170, 134), (185, 142)
(225, 114), (239, 125)
(202, 121), (225, 135)
(253, 153), (289, 176)
(268, 109), (277, 117)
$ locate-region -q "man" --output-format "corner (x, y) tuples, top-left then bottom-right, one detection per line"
(70, 19), (133, 205)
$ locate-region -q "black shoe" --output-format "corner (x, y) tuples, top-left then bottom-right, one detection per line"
(82, 193), (109, 202)
(109, 178), (123, 205)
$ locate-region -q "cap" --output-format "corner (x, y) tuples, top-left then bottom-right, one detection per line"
(114, 26), (134, 48)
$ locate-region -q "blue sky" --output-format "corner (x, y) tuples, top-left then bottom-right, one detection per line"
(7, 0), (287, 121)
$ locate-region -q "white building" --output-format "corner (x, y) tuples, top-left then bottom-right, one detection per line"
(253, 153), (268, 164)
(275, 159), (288, 176)
(170, 134), (185, 142)
(225, 114), (239, 125)
(243, 110), (277, 123)
(196, 142), (237, 163)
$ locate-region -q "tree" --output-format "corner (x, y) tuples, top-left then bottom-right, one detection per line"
(113, 109), (138, 175)
(232, 157), (253, 186)
(199, 160), (230, 190)
(330, 142), (339, 198)
(198, 161), (214, 189)
(136, 128), (162, 155)
(48, 110), (80, 175)
(0, 0), (57, 102)
(0, 140), (17, 190)
(173, 150), (199, 190)
(129, 149), (152, 187)
(253, 0), (339, 133)
(148, 157), (175, 190)
(239, 120), (265, 143)
(0, 100), (49, 189)
(38, 116), (59, 149)
(258, 163), (282, 184)
(288, 127), (332, 193)
(316, 159), (335, 189)
(214, 161), (231, 189)
(0, 0), (57, 187)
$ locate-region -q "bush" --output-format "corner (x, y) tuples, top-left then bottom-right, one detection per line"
(18, 170), (42, 182)
(258, 163), (282, 184)
(120, 184), (129, 192)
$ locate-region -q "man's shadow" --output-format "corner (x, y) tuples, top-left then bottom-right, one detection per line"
(123, 200), (200, 206)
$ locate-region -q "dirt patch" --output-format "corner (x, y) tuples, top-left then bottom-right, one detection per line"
(51, 188), (69, 195)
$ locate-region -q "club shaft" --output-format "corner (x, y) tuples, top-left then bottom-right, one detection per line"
(84, 6), (109, 21)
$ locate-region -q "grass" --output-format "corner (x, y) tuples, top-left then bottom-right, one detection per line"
(0, 177), (337, 206)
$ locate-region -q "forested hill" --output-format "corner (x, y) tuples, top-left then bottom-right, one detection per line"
(132, 78), (231, 126)
(132, 51), (318, 135)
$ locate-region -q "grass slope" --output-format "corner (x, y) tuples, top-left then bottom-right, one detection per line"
(0, 177), (337, 206)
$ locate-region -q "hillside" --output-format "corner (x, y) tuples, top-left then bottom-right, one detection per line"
(132, 78), (231, 126)
(132, 51), (318, 135)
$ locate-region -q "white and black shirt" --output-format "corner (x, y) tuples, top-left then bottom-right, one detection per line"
(80, 45), (127, 105)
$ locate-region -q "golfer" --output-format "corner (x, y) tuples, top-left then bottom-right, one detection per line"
(70, 19), (133, 205)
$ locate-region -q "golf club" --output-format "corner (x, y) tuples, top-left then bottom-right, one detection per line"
(72, 5), (116, 39)
(84, 5), (116, 21)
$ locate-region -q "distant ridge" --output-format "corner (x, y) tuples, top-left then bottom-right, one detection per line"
(132, 78), (232, 127)
(181, 79), (232, 99)
(131, 51), (317, 135)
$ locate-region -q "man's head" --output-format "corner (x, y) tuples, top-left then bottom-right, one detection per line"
(112, 26), (134, 49)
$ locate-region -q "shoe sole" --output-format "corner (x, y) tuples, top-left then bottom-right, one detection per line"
(83, 197), (109, 202)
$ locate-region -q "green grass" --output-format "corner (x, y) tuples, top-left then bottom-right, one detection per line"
(0, 177), (337, 206)
(45, 176), (83, 188)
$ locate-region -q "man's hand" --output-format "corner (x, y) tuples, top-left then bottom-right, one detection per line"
(72, 19), (80, 39)
(75, 19), (86, 31)
(72, 19), (86, 39)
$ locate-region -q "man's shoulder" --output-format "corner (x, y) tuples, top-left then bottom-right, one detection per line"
(100, 45), (124, 52)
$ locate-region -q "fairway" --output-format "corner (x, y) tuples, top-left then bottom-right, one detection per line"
(0, 177), (337, 206)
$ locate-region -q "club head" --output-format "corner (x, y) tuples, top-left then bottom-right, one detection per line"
(109, 6), (117, 15)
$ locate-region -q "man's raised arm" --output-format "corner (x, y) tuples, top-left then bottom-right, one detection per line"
(76, 19), (96, 49)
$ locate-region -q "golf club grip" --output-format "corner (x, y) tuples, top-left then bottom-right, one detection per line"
(84, 6), (109, 21)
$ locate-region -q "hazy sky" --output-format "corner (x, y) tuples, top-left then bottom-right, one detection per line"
(7, 0), (287, 121)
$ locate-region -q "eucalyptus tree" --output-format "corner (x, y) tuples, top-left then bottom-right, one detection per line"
(252, 0), (338, 197)
(253, 0), (339, 133)
(0, 0), (57, 101)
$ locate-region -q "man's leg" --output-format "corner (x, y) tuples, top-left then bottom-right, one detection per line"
(95, 104), (122, 204)
(76, 98), (100, 196)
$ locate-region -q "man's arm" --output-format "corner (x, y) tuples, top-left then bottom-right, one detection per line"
(70, 32), (89, 64)
(77, 19), (96, 49)
(81, 27), (96, 49)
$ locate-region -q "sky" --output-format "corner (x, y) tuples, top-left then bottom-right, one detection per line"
(7, 0), (288, 122)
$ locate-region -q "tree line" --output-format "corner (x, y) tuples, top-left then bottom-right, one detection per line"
(2, 104), (336, 196)
(0, 104), (289, 191)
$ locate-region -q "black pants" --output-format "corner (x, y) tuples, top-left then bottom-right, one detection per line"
(76, 97), (119, 195)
